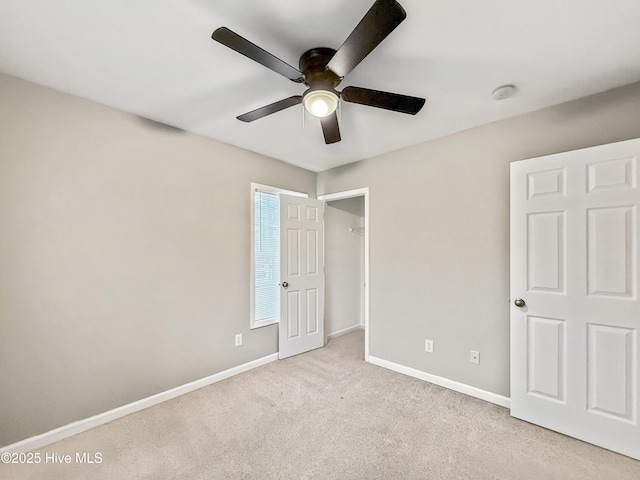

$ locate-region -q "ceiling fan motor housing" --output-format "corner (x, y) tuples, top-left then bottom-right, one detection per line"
(299, 48), (341, 95)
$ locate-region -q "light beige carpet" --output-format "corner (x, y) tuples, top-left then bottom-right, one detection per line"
(2, 330), (639, 479)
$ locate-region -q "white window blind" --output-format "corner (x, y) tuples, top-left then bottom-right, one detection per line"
(254, 191), (280, 323)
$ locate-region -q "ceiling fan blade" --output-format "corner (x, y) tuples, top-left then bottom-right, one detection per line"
(326, 0), (406, 78)
(342, 86), (425, 115)
(212, 27), (305, 83)
(237, 96), (302, 122)
(320, 112), (341, 144)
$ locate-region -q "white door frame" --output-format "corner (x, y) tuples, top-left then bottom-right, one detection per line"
(318, 187), (370, 361)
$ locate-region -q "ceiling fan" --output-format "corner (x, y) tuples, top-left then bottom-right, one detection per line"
(211, 0), (425, 144)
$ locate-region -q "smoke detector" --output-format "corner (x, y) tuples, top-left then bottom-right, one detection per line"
(492, 84), (517, 100)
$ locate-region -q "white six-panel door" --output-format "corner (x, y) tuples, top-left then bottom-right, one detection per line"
(278, 194), (325, 359)
(510, 138), (640, 460)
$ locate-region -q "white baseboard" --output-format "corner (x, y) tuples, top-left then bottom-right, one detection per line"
(327, 324), (363, 340)
(0, 353), (279, 454)
(367, 355), (511, 409)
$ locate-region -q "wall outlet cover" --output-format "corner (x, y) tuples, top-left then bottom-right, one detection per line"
(470, 350), (480, 365)
(425, 339), (434, 353)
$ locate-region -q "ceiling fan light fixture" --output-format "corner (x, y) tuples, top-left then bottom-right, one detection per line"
(303, 90), (339, 118)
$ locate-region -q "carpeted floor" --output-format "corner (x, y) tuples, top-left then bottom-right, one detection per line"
(2, 330), (640, 479)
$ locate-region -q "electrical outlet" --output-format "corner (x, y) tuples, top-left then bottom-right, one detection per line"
(470, 350), (480, 365)
(424, 339), (434, 354)
(235, 333), (242, 347)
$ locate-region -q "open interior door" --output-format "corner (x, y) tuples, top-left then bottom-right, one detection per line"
(278, 194), (325, 359)
(510, 138), (640, 460)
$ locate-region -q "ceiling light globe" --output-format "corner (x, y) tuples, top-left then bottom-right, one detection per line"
(303, 90), (338, 118)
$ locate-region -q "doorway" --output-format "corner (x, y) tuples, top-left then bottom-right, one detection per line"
(319, 188), (370, 360)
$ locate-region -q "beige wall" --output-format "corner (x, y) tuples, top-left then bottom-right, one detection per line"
(325, 197), (364, 336)
(318, 81), (640, 397)
(0, 73), (316, 447)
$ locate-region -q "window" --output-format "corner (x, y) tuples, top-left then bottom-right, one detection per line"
(250, 183), (307, 328)
(253, 190), (280, 326)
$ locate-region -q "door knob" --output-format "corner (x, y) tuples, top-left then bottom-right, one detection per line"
(281, 282), (289, 288)
(514, 298), (526, 307)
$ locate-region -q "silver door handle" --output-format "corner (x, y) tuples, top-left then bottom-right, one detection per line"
(281, 282), (289, 288)
(514, 298), (526, 307)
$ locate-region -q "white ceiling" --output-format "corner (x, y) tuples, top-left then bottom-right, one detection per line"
(1, 0), (640, 172)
